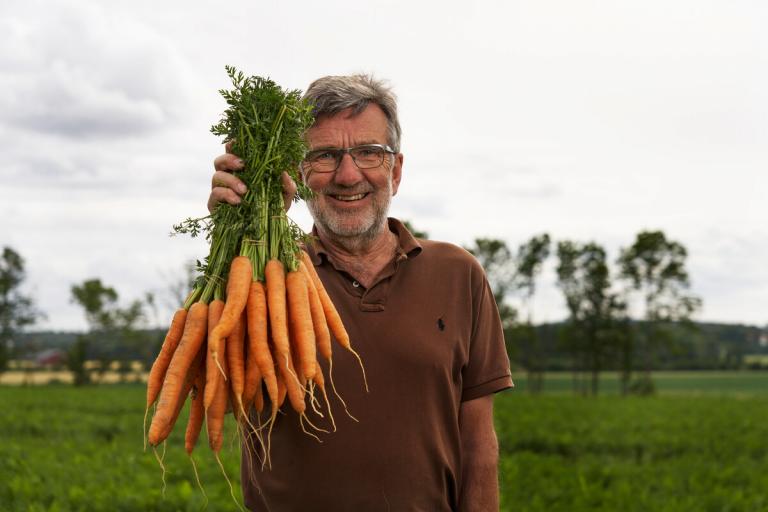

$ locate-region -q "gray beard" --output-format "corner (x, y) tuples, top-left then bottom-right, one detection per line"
(307, 179), (392, 252)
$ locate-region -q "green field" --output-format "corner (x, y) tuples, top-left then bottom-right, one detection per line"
(512, 370), (768, 395)
(1, 372), (767, 511)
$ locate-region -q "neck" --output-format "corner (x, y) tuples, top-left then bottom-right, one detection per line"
(315, 222), (398, 287)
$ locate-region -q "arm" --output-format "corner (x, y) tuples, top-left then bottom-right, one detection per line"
(458, 394), (500, 512)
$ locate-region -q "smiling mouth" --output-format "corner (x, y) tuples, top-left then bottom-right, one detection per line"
(330, 192), (368, 202)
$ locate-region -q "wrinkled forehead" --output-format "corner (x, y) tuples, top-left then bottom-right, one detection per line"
(307, 104), (389, 148)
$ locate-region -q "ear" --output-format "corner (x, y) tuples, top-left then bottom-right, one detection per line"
(390, 153), (404, 196)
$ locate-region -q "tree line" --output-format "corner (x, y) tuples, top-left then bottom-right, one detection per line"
(0, 247), (198, 385)
(463, 230), (702, 395)
(0, 232), (762, 393)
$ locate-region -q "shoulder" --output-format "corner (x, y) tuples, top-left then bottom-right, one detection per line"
(414, 239), (486, 278)
(390, 217), (486, 281)
(417, 238), (473, 260)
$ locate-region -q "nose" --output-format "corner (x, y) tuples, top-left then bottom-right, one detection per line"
(333, 152), (365, 186)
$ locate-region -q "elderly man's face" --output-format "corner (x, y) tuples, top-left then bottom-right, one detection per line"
(303, 104), (403, 243)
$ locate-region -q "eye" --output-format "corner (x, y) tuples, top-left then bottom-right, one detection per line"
(356, 146), (382, 157)
(310, 150), (336, 162)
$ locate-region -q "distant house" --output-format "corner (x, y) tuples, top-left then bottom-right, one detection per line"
(34, 348), (66, 367)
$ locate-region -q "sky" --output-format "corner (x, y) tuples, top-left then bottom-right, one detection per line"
(1, 0), (766, 331)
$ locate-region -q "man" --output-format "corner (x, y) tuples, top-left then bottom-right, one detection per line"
(209, 75), (513, 511)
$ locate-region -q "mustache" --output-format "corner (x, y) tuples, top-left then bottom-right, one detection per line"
(316, 185), (374, 196)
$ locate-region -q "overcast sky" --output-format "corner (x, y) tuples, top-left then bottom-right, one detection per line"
(1, 0), (766, 331)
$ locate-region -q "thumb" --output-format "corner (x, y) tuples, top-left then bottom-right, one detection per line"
(281, 172), (298, 212)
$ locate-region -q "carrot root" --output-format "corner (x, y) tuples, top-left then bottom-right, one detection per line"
(215, 452), (246, 512)
(189, 455), (208, 506)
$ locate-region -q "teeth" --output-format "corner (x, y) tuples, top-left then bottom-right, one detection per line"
(334, 193), (366, 201)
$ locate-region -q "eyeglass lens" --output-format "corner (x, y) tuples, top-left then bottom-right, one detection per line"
(309, 146), (387, 173)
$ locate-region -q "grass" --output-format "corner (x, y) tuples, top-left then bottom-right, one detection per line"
(1, 371), (767, 511)
(0, 385), (243, 512)
(495, 392), (768, 512)
(512, 370), (768, 395)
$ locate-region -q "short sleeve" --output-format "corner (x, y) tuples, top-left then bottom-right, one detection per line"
(461, 269), (514, 401)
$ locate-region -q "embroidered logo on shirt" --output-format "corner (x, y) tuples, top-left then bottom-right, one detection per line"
(437, 318), (445, 331)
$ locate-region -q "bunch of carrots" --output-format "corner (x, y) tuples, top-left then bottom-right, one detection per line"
(143, 68), (367, 490)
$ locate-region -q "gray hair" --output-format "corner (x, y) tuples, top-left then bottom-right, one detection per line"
(304, 74), (402, 152)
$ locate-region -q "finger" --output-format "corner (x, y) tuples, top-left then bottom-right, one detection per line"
(281, 171), (298, 211)
(225, 140), (234, 153)
(214, 153), (244, 173)
(208, 187), (242, 213)
(211, 170), (247, 195)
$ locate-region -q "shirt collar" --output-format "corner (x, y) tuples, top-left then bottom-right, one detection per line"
(307, 217), (423, 266)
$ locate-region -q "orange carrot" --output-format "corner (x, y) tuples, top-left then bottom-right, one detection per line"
(301, 251), (368, 392)
(184, 355), (208, 501)
(227, 311), (247, 417)
(148, 301), (208, 446)
(242, 282), (266, 413)
(275, 363), (287, 408)
(243, 363), (264, 414)
(266, 259), (306, 413)
(207, 348), (241, 510)
(277, 348), (305, 414)
(144, 308), (188, 448)
(146, 308), (188, 408)
(210, 255), (252, 373)
(245, 281), (278, 416)
(300, 261), (331, 362)
(242, 340), (264, 414)
(252, 374), (265, 414)
(286, 270), (317, 380)
(204, 299), (225, 409)
(206, 348), (229, 453)
(300, 251), (348, 347)
(152, 343), (205, 444)
(185, 351), (207, 454)
(288, 319), (307, 391)
(265, 259), (291, 368)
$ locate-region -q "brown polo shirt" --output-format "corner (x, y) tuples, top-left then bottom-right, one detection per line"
(242, 218), (513, 512)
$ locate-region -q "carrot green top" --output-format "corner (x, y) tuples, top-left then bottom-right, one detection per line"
(175, 67), (314, 308)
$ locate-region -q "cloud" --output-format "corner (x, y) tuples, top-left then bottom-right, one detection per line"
(0, 0), (193, 139)
(2, 0), (766, 330)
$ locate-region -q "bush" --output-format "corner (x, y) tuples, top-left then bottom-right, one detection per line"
(627, 375), (656, 395)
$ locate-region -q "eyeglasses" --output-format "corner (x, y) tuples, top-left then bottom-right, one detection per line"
(303, 144), (396, 174)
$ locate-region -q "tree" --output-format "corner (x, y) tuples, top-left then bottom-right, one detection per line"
(466, 238), (521, 376)
(467, 236), (553, 393)
(69, 278), (147, 385)
(512, 234), (550, 393)
(514, 234), (551, 319)
(556, 241), (626, 395)
(466, 238), (518, 329)
(617, 230), (701, 389)
(162, 259), (198, 312)
(67, 337), (90, 386)
(71, 279), (119, 330)
(0, 247), (43, 373)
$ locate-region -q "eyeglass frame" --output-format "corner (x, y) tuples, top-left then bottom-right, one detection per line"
(302, 143), (397, 174)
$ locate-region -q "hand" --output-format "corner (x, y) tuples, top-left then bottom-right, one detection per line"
(208, 143), (298, 213)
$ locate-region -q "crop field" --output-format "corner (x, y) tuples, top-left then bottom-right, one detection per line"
(1, 372), (767, 511)
(512, 370), (768, 396)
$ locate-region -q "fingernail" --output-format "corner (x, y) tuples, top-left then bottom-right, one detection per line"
(237, 183), (247, 194)
(236, 158), (245, 168)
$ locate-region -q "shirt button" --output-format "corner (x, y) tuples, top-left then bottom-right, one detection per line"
(352, 280), (360, 288)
